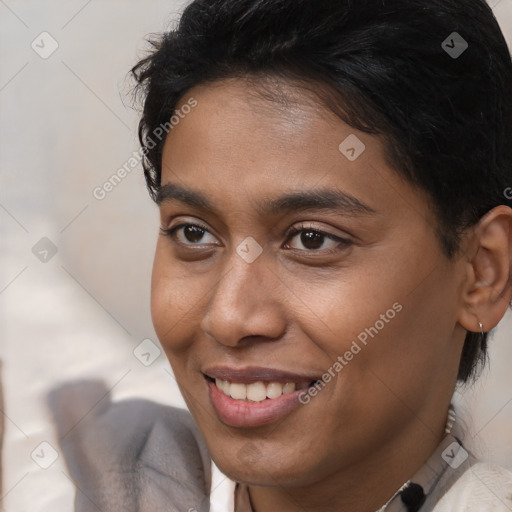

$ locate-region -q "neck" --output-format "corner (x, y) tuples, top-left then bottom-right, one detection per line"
(247, 405), (450, 512)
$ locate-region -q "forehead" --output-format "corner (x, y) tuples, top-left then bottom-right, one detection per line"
(160, 77), (429, 224)
(171, 77), (342, 155)
(166, 79), (368, 172)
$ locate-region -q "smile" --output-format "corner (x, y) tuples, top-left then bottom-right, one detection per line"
(203, 367), (320, 427)
(213, 378), (312, 401)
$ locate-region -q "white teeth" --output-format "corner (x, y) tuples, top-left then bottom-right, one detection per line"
(283, 382), (296, 394)
(266, 382), (283, 399)
(246, 382), (267, 401)
(214, 379), (297, 401)
(229, 382), (247, 400)
(215, 378), (229, 394)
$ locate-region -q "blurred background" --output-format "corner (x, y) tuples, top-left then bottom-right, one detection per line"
(0, 1), (511, 510)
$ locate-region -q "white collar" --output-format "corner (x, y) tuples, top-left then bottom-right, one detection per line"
(210, 459), (237, 512)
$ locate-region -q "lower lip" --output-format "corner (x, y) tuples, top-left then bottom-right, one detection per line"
(207, 379), (308, 428)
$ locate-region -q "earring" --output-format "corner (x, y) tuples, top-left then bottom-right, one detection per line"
(478, 320), (485, 349)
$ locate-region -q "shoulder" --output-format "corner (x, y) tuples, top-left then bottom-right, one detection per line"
(433, 462), (512, 512)
(48, 380), (212, 512)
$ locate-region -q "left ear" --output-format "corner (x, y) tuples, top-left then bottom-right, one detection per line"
(458, 205), (512, 333)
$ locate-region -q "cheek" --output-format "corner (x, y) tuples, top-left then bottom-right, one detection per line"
(303, 246), (457, 386)
(150, 247), (206, 354)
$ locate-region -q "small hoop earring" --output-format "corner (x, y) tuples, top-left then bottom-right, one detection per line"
(477, 320), (486, 349)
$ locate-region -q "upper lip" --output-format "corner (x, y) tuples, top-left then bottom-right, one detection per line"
(203, 366), (320, 384)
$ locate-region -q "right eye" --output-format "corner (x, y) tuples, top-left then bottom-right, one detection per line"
(160, 222), (220, 247)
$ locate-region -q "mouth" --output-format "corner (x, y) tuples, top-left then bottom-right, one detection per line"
(204, 375), (316, 402)
(202, 366), (322, 427)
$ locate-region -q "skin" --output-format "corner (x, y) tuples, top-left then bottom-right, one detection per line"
(150, 77), (512, 512)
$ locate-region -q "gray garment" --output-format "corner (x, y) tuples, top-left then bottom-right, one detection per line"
(48, 380), (211, 512)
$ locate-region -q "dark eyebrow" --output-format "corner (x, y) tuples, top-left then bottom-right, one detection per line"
(262, 189), (376, 216)
(157, 183), (214, 210)
(156, 183), (376, 216)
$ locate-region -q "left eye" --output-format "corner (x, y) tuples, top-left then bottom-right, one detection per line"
(284, 227), (348, 251)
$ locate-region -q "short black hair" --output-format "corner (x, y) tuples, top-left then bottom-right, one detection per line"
(131, 0), (512, 383)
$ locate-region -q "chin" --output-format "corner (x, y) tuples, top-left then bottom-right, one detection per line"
(210, 445), (317, 487)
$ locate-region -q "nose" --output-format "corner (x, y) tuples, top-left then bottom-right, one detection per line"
(200, 249), (287, 348)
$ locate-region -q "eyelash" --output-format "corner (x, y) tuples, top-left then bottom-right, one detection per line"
(160, 222), (352, 253)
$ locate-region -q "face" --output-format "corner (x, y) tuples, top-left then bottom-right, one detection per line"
(151, 77), (467, 487)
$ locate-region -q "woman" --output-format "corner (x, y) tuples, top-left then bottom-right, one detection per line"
(51, 0), (512, 510)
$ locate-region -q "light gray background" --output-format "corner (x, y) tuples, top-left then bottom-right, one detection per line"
(1, 1), (511, 510)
